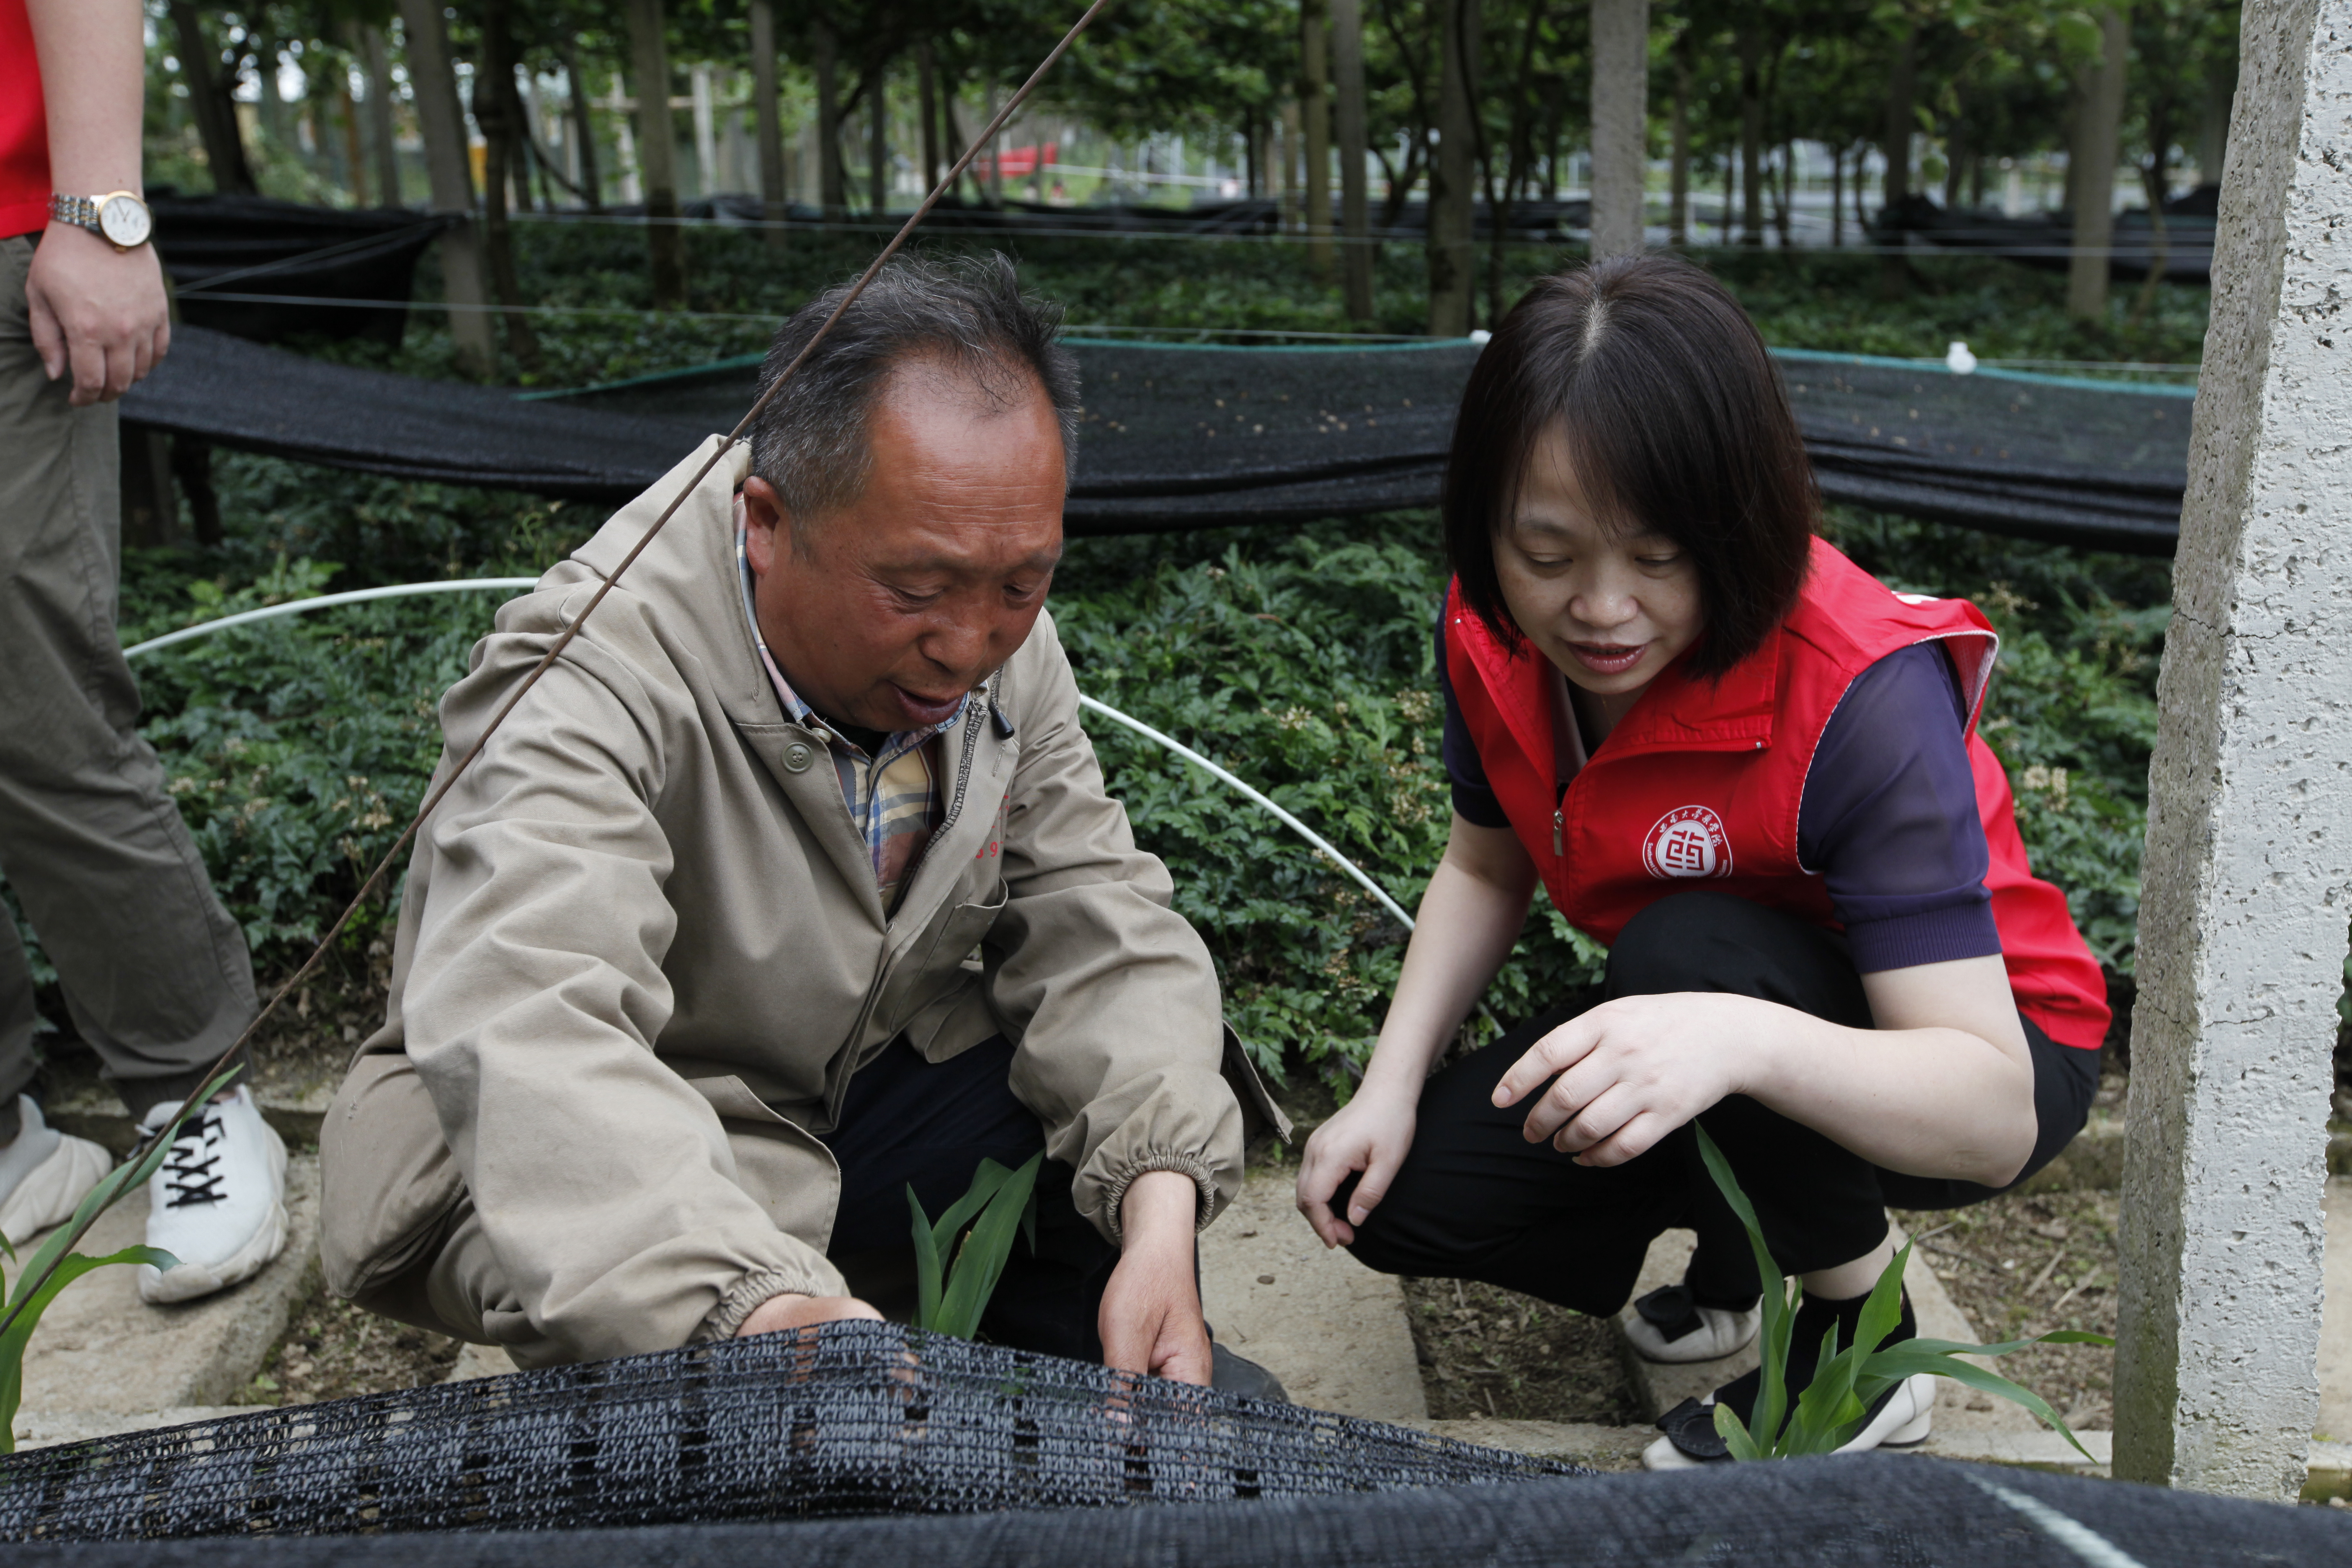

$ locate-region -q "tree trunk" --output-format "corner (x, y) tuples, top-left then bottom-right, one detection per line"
(1736, 25), (1764, 245)
(1667, 39), (1690, 246)
(339, 85), (368, 204)
(815, 21), (847, 217)
(918, 40), (942, 193)
(869, 68), (890, 215)
(1302, 0), (1334, 275)
(167, 2), (258, 195)
(1769, 139), (1787, 245)
(1829, 143), (1843, 246)
(475, 0), (543, 373)
(1590, 0), (1649, 258)
(395, 0), (495, 374)
(750, 0), (787, 246)
(627, 0), (687, 308)
(1878, 20), (1917, 295)
(560, 37), (603, 209)
(1426, 0), (1476, 335)
(2196, 57), (2233, 186)
(1331, 0), (1375, 318)
(355, 23), (404, 206)
(2068, 6), (2128, 319)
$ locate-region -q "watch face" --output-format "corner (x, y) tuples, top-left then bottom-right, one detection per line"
(98, 195), (151, 248)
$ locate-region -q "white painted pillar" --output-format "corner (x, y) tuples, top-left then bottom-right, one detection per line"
(2112, 0), (2352, 1501)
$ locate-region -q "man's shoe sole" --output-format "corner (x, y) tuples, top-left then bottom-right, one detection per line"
(138, 1197), (291, 1304)
(0, 1132), (113, 1247)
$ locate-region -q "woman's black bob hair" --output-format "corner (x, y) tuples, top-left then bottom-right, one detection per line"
(1443, 253), (1816, 679)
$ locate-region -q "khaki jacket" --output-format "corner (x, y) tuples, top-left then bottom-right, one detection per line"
(320, 437), (1266, 1365)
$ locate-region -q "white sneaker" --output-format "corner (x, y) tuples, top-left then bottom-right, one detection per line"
(137, 1085), (289, 1304)
(1640, 1372), (1938, 1470)
(1623, 1284), (1764, 1363)
(0, 1095), (116, 1248)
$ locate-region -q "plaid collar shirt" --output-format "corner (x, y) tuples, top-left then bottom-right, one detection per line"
(736, 502), (961, 911)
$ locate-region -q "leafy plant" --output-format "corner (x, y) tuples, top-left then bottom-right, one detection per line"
(906, 1153), (1044, 1339)
(0, 1063), (243, 1455)
(1694, 1124), (2111, 1462)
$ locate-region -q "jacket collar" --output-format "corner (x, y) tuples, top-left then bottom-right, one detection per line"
(1454, 588), (1782, 765)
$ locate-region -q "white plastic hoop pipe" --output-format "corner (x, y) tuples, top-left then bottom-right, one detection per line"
(120, 578), (543, 660)
(116, 578), (1420, 934)
(1075, 694), (1416, 931)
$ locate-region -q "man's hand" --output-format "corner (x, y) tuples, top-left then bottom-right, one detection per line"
(735, 1292), (885, 1338)
(25, 222), (170, 406)
(1098, 1168), (1210, 1384)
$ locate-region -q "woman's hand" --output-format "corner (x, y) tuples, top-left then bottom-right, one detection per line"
(1295, 1082), (1419, 1249)
(1491, 992), (1775, 1166)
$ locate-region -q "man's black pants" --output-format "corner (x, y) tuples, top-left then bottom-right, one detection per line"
(824, 1034), (1117, 1360)
(1346, 892), (2099, 1312)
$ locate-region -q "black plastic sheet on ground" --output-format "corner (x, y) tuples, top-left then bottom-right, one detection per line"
(0, 1320), (1572, 1542)
(119, 327), (2190, 552)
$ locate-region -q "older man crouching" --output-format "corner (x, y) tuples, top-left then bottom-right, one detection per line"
(318, 256), (1280, 1385)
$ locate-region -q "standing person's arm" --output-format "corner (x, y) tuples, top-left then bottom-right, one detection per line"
(1295, 814), (1536, 1247)
(25, 0), (170, 405)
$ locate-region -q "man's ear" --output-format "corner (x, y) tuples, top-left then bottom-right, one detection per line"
(742, 475), (788, 578)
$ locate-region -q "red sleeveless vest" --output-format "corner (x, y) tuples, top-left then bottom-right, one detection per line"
(1443, 538), (2110, 1051)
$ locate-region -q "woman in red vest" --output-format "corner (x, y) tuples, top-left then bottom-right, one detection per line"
(1295, 255), (2110, 1469)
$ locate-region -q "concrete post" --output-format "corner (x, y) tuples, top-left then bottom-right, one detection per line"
(2112, 0), (2352, 1501)
(394, 0), (495, 377)
(1589, 0), (1649, 258)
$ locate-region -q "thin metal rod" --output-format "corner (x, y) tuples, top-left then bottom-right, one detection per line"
(122, 580), (541, 659)
(1075, 694), (1415, 931)
(0, 0), (1116, 1346)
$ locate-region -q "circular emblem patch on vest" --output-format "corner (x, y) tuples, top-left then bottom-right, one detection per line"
(1642, 805), (1733, 879)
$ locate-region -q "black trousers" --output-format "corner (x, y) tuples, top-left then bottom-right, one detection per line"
(823, 1034), (1117, 1361)
(1346, 891), (2099, 1313)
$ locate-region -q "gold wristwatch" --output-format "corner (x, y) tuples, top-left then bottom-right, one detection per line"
(50, 191), (154, 251)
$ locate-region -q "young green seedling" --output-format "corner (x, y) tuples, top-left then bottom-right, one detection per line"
(1694, 1124), (2110, 1462)
(906, 1152), (1043, 1339)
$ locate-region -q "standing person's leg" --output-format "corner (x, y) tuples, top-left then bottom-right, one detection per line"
(0, 233), (279, 1289)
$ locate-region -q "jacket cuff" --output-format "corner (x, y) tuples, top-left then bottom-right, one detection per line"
(1100, 1152), (1222, 1242)
(691, 1262), (847, 1344)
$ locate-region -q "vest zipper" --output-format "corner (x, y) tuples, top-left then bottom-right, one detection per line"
(1553, 780), (1569, 857)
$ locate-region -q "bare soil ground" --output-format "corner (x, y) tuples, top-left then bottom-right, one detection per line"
(1893, 1188), (2121, 1429)
(235, 1275), (462, 1406)
(1401, 1277), (1638, 1424)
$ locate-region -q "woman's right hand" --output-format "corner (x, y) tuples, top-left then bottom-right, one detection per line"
(1295, 1084), (1418, 1250)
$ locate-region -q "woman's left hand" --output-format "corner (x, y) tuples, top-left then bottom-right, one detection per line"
(1490, 992), (1779, 1166)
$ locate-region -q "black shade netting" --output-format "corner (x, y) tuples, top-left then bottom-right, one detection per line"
(150, 194), (454, 347)
(0, 1320), (1576, 1542)
(10, 1452), (2351, 1567)
(119, 328), (2190, 552)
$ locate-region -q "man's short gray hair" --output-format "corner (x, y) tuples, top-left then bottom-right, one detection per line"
(748, 253), (1081, 537)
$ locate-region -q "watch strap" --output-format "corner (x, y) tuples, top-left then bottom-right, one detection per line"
(50, 194), (103, 232)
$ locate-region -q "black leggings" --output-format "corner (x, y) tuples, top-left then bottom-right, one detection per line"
(1346, 891), (2099, 1313)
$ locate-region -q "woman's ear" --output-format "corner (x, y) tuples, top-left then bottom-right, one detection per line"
(742, 475), (787, 578)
